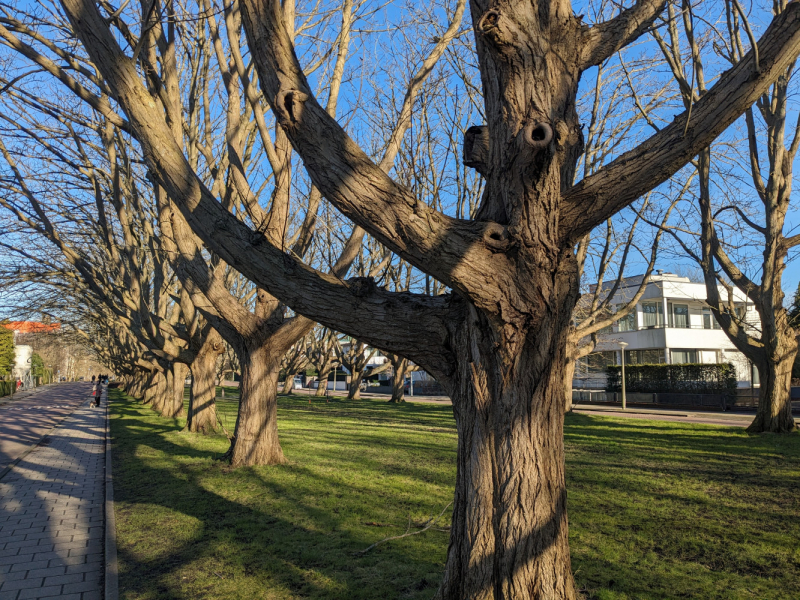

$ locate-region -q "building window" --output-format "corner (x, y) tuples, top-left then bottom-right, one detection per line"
(669, 303), (689, 328)
(702, 309), (721, 329)
(625, 349), (666, 364)
(671, 349), (698, 364)
(641, 302), (663, 328)
(578, 351), (617, 375)
(617, 311), (636, 332)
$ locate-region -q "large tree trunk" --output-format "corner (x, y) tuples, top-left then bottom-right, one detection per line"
(142, 370), (161, 406)
(150, 371), (170, 415)
(315, 366), (331, 396)
(563, 358), (576, 413)
(185, 333), (222, 434)
(436, 305), (578, 600)
(228, 339), (285, 466)
(348, 371), (364, 400)
(165, 362), (189, 419)
(280, 371), (296, 395)
(129, 370), (151, 400)
(390, 356), (407, 403)
(748, 349), (798, 433)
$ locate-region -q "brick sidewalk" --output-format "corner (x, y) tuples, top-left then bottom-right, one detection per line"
(0, 390), (106, 600)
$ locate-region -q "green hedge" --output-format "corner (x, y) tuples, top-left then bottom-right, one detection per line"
(0, 380), (15, 398)
(606, 363), (737, 395)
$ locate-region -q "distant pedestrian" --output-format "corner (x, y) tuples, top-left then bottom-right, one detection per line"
(91, 379), (100, 407)
(91, 375), (96, 383)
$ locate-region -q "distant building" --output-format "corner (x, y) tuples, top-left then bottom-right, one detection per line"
(13, 344), (34, 388)
(574, 272), (757, 389)
(2, 321), (61, 341)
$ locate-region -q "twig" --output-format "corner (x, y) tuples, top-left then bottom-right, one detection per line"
(216, 413), (233, 440)
(354, 502), (452, 556)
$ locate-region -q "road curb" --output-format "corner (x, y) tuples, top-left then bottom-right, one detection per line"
(105, 391), (119, 600)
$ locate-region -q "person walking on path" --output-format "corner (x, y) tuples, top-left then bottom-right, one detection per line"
(91, 378), (100, 407)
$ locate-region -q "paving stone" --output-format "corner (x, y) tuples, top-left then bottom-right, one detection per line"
(23, 568), (64, 580)
(42, 573), (84, 587)
(64, 563), (99, 576)
(17, 585), (63, 599)
(62, 580), (101, 594)
(0, 570), (28, 583)
(0, 577), (44, 592)
(5, 541), (41, 551)
(0, 556), (33, 568)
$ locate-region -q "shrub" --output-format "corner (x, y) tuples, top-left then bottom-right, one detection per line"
(0, 380), (15, 398)
(0, 322), (14, 377)
(606, 363), (737, 395)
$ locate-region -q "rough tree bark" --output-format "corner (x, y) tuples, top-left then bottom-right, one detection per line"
(164, 362), (189, 418)
(389, 355), (408, 403)
(749, 349), (797, 432)
(186, 329), (224, 433)
(228, 335), (285, 466)
(281, 372), (297, 395)
(347, 373), (363, 400)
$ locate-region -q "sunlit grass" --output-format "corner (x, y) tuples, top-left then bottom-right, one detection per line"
(110, 389), (800, 599)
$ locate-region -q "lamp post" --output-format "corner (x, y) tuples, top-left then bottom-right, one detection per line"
(618, 341), (628, 410)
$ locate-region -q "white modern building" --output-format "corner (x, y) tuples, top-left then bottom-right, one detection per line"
(12, 344), (34, 389)
(574, 272), (758, 388)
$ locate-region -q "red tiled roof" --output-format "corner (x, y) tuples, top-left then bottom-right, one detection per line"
(2, 321), (61, 333)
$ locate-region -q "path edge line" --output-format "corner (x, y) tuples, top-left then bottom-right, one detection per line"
(105, 392), (120, 600)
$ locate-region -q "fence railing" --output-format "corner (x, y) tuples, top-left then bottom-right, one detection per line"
(572, 388), (765, 409)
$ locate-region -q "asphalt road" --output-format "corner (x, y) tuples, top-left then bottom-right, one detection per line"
(0, 382), (92, 473)
(287, 388), (772, 426)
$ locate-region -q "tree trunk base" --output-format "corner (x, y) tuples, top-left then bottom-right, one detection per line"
(746, 414), (797, 433)
(227, 340), (286, 467)
(747, 356), (798, 434)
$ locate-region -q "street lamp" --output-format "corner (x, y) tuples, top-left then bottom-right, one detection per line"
(618, 341), (628, 411)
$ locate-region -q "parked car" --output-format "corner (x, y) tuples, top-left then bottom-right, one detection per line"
(293, 376), (303, 389)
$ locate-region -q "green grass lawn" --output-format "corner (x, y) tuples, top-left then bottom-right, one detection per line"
(109, 389), (800, 600)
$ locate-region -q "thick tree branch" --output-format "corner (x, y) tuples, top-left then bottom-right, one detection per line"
(579, 0), (667, 70)
(230, 0), (512, 305)
(562, 2), (800, 241)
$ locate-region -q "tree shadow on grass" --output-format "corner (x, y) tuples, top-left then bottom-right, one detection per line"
(109, 391), (800, 600)
(109, 391), (450, 600)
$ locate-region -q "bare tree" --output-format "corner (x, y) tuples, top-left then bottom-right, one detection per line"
(305, 327), (339, 396)
(335, 335), (391, 399)
(279, 337), (310, 394)
(650, 0), (800, 432)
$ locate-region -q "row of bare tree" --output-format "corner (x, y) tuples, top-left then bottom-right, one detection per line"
(0, 0), (799, 596)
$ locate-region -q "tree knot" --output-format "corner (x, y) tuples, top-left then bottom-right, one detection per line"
(523, 121), (553, 150)
(348, 276), (377, 297)
(477, 10), (516, 51)
(275, 89), (309, 131)
(482, 222), (510, 252)
(463, 125), (489, 176)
